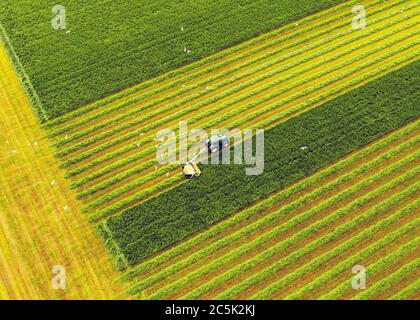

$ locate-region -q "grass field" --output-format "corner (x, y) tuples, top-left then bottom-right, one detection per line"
(0, 44), (126, 299)
(97, 59), (419, 268)
(119, 118), (419, 299)
(0, 0), (345, 119)
(44, 0), (419, 226)
(0, 0), (418, 301)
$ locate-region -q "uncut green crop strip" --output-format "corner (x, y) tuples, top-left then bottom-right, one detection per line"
(121, 119), (420, 300)
(45, 0), (420, 223)
(99, 60), (420, 269)
(0, 0), (345, 119)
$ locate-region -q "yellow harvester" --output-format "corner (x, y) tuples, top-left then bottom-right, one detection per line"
(182, 161), (201, 178)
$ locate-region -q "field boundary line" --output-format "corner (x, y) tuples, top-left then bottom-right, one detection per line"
(0, 21), (48, 121)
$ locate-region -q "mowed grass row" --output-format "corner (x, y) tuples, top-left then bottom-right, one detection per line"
(84, 39), (419, 220)
(219, 188), (419, 301)
(312, 236), (419, 300)
(249, 199), (419, 300)
(56, 1), (416, 168)
(128, 157), (419, 299)
(54, 0), (416, 163)
(119, 120), (419, 283)
(389, 278), (420, 300)
(352, 257), (419, 300)
(45, 0), (420, 220)
(99, 60), (419, 270)
(118, 120), (419, 298)
(1, 0), (347, 118)
(43, 0), (371, 128)
(47, 0), (402, 144)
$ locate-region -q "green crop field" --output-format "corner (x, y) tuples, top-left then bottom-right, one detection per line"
(0, 0), (418, 302)
(0, 0), (345, 120)
(98, 61), (420, 269)
(42, 0), (419, 226)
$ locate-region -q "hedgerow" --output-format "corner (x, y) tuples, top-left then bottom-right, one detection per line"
(98, 60), (420, 267)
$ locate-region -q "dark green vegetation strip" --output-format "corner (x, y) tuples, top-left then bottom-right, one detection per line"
(98, 60), (420, 269)
(0, 0), (345, 120)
